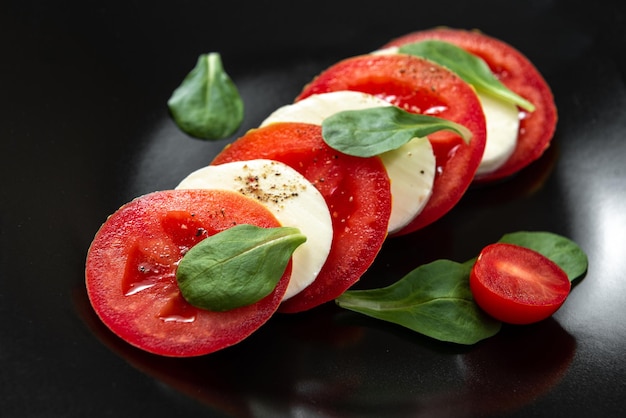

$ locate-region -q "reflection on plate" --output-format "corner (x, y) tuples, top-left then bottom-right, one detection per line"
(75, 283), (575, 417)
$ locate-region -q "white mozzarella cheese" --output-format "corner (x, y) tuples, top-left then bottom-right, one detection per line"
(371, 46), (398, 55)
(176, 159), (333, 301)
(261, 90), (395, 127)
(475, 92), (519, 175)
(379, 136), (435, 233)
(260, 91), (436, 234)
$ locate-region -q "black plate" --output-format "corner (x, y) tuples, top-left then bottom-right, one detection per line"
(2, 1), (626, 417)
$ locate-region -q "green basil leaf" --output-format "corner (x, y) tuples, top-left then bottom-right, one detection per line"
(176, 224), (306, 311)
(168, 52), (244, 140)
(321, 106), (472, 157)
(399, 40), (535, 112)
(497, 231), (588, 282)
(336, 259), (501, 345)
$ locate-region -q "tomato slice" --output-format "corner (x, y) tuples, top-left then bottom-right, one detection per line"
(383, 27), (558, 183)
(85, 189), (291, 357)
(469, 243), (571, 325)
(211, 122), (391, 313)
(296, 54), (486, 234)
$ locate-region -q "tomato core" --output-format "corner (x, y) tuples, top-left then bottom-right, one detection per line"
(161, 210), (215, 248)
(121, 210), (214, 315)
(122, 239), (176, 297)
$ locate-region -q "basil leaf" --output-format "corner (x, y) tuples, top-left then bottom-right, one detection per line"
(168, 52), (244, 140)
(321, 106), (472, 157)
(176, 224), (306, 311)
(497, 231), (588, 282)
(399, 40), (535, 112)
(336, 260), (501, 345)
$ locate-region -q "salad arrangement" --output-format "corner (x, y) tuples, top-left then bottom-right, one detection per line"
(85, 27), (587, 357)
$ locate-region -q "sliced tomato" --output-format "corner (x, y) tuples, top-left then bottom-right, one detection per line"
(296, 54), (486, 235)
(211, 122), (391, 313)
(85, 189), (291, 357)
(383, 27), (558, 183)
(469, 243), (571, 325)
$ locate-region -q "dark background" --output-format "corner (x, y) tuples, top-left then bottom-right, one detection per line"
(2, 1), (625, 417)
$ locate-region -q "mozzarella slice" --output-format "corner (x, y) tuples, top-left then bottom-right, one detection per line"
(176, 159), (333, 301)
(261, 90), (395, 127)
(371, 46), (398, 55)
(261, 91), (436, 234)
(379, 136), (435, 233)
(475, 92), (519, 175)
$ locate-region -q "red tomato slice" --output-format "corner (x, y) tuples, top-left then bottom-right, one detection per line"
(296, 54), (486, 235)
(85, 189), (291, 357)
(211, 122), (391, 313)
(383, 27), (558, 183)
(469, 243), (571, 325)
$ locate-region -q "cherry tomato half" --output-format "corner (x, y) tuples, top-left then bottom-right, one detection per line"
(469, 243), (571, 324)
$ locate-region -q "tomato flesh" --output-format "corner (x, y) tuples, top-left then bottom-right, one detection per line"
(383, 27), (557, 183)
(297, 54), (486, 234)
(85, 189), (291, 357)
(211, 122), (391, 313)
(470, 243), (570, 324)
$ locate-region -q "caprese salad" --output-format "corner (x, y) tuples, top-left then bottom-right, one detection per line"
(85, 28), (582, 357)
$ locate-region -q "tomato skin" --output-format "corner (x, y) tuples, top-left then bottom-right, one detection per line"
(383, 27), (557, 183)
(469, 243), (571, 325)
(85, 189), (291, 357)
(211, 122), (391, 313)
(296, 54), (486, 234)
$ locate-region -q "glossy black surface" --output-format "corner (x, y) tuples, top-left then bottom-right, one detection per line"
(2, 0), (626, 417)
